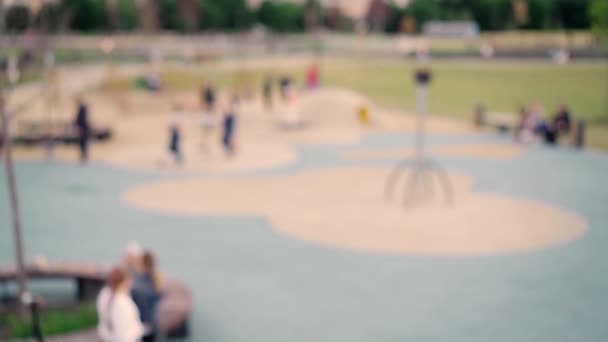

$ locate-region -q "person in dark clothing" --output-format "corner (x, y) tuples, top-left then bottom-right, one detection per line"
(202, 83), (216, 113)
(131, 251), (164, 342)
(553, 104), (572, 134)
(540, 105), (573, 145)
(222, 95), (239, 156)
(74, 99), (90, 163)
(169, 104), (183, 165)
(279, 76), (291, 101)
(262, 75), (273, 110)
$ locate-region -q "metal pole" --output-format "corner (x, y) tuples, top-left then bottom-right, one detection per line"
(0, 69), (29, 312)
(415, 84), (428, 162)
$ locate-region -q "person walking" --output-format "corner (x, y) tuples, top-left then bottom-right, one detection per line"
(74, 98), (91, 163)
(262, 74), (273, 110)
(222, 94), (239, 156)
(169, 103), (183, 165)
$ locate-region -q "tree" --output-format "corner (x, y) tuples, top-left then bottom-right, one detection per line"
(5, 5), (30, 32)
(384, 3), (406, 33)
(0, 0), (5, 33)
(517, 0), (554, 30)
(117, 0), (139, 31)
(555, 0), (590, 30)
(61, 0), (108, 32)
(198, 0), (253, 31)
(34, 3), (62, 32)
(179, 0), (200, 32)
(589, 0), (608, 42)
(257, 1), (304, 32)
(469, 0), (512, 31)
(405, 0), (440, 31)
(304, 0), (322, 31)
(156, 0), (180, 31)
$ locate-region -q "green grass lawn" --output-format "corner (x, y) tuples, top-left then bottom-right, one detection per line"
(138, 59), (608, 149)
(0, 303), (97, 340)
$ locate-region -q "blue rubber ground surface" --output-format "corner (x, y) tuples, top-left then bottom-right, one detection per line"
(1, 132), (608, 341)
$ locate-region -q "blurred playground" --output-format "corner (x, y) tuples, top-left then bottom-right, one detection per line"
(1, 53), (608, 341)
(1, 0), (608, 341)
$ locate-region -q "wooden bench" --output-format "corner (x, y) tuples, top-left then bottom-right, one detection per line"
(0, 262), (192, 338)
(12, 121), (113, 146)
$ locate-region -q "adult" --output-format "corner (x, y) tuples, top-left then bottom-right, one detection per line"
(169, 104), (183, 165)
(74, 98), (91, 163)
(132, 251), (164, 342)
(262, 75), (273, 110)
(97, 267), (146, 342)
(279, 76), (291, 102)
(122, 242), (143, 276)
(553, 104), (572, 134)
(202, 83), (216, 114)
(222, 94), (239, 156)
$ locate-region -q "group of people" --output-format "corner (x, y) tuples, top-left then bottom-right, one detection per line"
(261, 64), (319, 129)
(96, 243), (164, 342)
(167, 83), (240, 165)
(515, 103), (573, 144)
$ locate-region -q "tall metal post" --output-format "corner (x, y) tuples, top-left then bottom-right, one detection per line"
(414, 83), (428, 162)
(1, 64), (29, 311)
(385, 68), (452, 206)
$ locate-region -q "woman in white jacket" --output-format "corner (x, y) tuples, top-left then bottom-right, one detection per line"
(97, 267), (147, 342)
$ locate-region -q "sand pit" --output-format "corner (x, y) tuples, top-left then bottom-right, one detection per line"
(103, 140), (295, 173)
(235, 88), (477, 146)
(342, 144), (524, 161)
(123, 167), (586, 256)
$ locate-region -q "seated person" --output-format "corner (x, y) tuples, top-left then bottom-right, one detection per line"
(131, 251), (164, 342)
(553, 104), (572, 134)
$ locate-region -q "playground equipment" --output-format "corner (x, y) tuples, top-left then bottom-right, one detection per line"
(385, 68), (453, 206)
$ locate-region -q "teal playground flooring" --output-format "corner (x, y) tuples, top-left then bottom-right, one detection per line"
(1, 131), (608, 341)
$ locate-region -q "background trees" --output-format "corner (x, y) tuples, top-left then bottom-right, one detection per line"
(0, 0), (598, 34)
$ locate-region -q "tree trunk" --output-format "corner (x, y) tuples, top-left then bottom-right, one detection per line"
(0, 0), (4, 34)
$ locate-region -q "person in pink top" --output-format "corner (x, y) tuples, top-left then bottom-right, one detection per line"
(306, 63), (319, 90)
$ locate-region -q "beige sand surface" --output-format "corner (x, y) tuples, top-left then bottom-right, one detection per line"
(342, 144), (523, 161)
(7, 64), (493, 172)
(123, 167), (586, 256)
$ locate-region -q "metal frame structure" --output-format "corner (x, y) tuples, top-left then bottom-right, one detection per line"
(385, 68), (453, 206)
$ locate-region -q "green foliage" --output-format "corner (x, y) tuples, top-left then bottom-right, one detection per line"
(589, 0), (608, 42)
(2, 0), (599, 33)
(384, 3), (406, 33)
(518, 0), (554, 30)
(406, 0), (440, 31)
(469, 0), (512, 31)
(199, 0), (226, 30)
(157, 0), (181, 31)
(0, 303), (97, 339)
(257, 0), (305, 32)
(198, 0), (253, 31)
(62, 0), (108, 32)
(118, 0), (139, 31)
(5, 5), (30, 32)
(555, 0), (591, 29)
